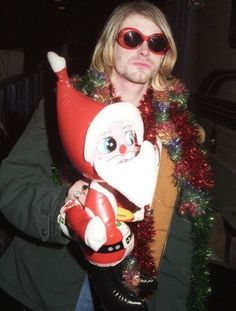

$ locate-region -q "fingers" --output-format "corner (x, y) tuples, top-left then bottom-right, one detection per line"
(66, 179), (89, 205)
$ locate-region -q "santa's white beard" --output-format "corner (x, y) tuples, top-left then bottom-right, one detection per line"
(94, 140), (161, 208)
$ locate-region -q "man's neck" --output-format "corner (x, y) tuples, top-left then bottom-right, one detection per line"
(111, 75), (149, 107)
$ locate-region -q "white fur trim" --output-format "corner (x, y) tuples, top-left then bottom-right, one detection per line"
(57, 212), (72, 238)
(84, 102), (144, 162)
(47, 51), (66, 72)
(57, 203), (74, 238)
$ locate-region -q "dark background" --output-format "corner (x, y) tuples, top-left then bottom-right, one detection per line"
(0, 0), (168, 76)
(0, 1), (236, 310)
(0, 0), (163, 74)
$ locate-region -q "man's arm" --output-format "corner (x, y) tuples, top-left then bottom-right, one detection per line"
(0, 99), (69, 244)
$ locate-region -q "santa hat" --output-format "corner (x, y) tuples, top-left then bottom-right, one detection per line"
(47, 52), (144, 180)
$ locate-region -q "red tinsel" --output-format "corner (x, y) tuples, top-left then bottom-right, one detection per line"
(169, 105), (214, 190)
(139, 90), (157, 145)
(116, 193), (157, 277)
(129, 207), (157, 275)
(179, 202), (201, 217)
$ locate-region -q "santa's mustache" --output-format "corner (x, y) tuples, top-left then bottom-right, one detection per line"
(110, 150), (138, 164)
(94, 141), (160, 208)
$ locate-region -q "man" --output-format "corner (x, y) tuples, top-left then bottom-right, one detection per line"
(0, 1), (213, 311)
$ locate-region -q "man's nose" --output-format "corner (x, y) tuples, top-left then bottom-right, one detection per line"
(138, 41), (150, 56)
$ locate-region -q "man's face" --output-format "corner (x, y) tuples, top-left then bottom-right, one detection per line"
(112, 14), (165, 85)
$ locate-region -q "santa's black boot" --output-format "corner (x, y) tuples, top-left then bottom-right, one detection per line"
(90, 265), (148, 311)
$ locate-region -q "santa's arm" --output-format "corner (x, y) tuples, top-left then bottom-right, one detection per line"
(58, 199), (107, 251)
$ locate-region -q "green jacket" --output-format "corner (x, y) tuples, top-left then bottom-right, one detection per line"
(0, 97), (86, 311)
(0, 96), (193, 311)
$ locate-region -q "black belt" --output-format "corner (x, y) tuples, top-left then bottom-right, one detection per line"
(96, 232), (133, 254)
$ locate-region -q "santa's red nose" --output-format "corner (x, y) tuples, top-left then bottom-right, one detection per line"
(119, 144), (126, 154)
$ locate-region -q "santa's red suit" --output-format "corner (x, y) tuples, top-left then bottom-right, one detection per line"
(64, 181), (134, 267)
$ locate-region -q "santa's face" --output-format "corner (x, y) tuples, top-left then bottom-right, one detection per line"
(94, 139), (160, 208)
(88, 120), (160, 208)
(89, 121), (139, 165)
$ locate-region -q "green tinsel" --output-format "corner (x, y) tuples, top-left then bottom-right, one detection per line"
(188, 209), (214, 311)
(72, 70), (107, 95)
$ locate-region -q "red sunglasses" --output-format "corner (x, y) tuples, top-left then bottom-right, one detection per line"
(116, 27), (169, 55)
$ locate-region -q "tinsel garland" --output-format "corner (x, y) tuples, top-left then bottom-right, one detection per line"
(138, 83), (214, 309)
(67, 70), (214, 309)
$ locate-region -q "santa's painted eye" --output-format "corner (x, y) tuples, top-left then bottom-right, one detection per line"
(125, 131), (135, 146)
(97, 136), (117, 154)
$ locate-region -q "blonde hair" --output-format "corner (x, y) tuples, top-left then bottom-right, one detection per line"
(90, 0), (177, 90)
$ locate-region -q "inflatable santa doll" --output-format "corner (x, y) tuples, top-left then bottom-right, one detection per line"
(47, 51), (161, 268)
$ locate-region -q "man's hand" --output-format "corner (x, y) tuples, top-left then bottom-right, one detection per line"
(66, 179), (89, 205)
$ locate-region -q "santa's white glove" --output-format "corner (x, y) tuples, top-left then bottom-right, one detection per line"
(84, 213), (107, 251)
(58, 200), (107, 251)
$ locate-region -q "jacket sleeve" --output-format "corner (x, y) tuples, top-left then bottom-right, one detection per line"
(0, 98), (70, 244)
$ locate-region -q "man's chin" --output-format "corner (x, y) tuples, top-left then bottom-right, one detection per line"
(125, 72), (151, 85)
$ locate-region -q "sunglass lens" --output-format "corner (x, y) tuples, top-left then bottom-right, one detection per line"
(124, 31), (143, 48)
(149, 36), (168, 53)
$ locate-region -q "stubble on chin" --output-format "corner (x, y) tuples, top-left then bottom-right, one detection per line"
(124, 70), (152, 85)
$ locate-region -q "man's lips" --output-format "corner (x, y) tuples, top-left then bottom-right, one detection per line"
(131, 61), (151, 68)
